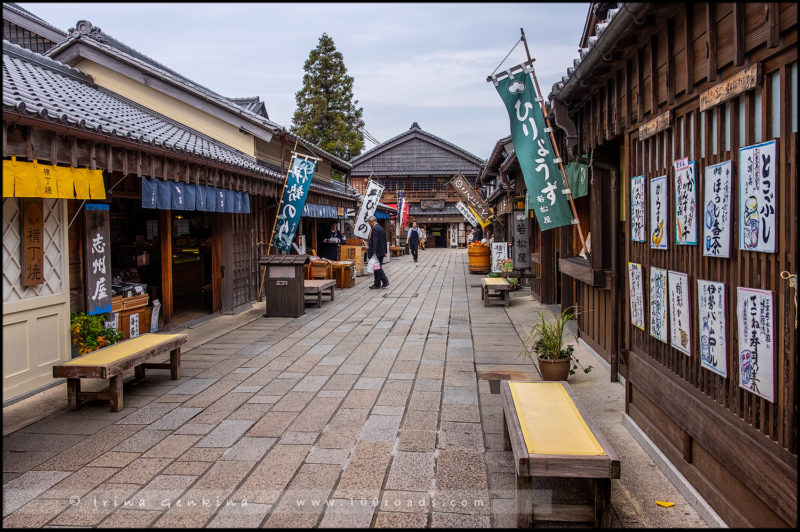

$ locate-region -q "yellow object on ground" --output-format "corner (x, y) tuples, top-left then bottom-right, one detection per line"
(509, 381), (606, 456)
(656, 501), (675, 508)
(63, 334), (184, 366)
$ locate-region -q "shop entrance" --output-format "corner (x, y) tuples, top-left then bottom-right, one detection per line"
(171, 212), (213, 326)
(427, 225), (446, 248)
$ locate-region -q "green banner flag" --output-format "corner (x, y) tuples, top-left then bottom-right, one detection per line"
(565, 161), (589, 199)
(494, 66), (573, 230)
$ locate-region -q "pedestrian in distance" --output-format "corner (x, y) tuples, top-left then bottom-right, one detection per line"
(367, 216), (389, 289)
(407, 221), (422, 262)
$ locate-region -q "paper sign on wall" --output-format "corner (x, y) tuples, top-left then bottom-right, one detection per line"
(697, 280), (727, 377)
(737, 287), (775, 402)
(628, 262), (645, 330)
(650, 176), (668, 250)
(739, 140), (777, 253)
(703, 160), (732, 257)
(668, 270), (691, 356)
(631, 175), (646, 242)
(674, 160), (697, 245)
(649, 267), (668, 343)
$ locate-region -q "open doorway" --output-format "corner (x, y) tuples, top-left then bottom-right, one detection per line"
(170, 211), (213, 327)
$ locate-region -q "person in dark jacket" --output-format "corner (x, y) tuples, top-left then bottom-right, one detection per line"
(407, 221), (422, 262)
(473, 224), (483, 243)
(367, 216), (389, 289)
(319, 221), (343, 261)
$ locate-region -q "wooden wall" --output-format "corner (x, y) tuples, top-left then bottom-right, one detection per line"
(556, 3), (797, 527)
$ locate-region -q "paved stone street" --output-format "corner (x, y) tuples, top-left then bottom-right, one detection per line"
(2, 249), (708, 528)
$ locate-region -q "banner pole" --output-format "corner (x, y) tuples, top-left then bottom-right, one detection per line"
(258, 140), (298, 301)
(520, 27), (588, 256)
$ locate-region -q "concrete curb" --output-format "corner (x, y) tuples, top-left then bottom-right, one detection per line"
(622, 414), (728, 528)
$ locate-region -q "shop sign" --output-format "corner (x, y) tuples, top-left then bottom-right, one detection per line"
(150, 299), (161, 333)
(354, 180), (384, 239)
(497, 195), (512, 215)
(649, 267), (668, 343)
(703, 160), (732, 257)
(737, 287), (775, 402)
(739, 140), (777, 253)
(650, 175), (668, 250)
(697, 280), (727, 377)
(639, 110), (672, 140)
(21, 198), (44, 286)
(668, 270), (691, 356)
(674, 159), (697, 245)
(84, 203), (112, 316)
(512, 211), (530, 269)
(491, 242), (510, 273)
(451, 172), (492, 223)
(455, 201), (479, 227)
(628, 262), (644, 330)
(699, 63), (760, 112)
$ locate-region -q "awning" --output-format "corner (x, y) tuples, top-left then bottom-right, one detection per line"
(374, 211), (391, 220)
(3, 157), (105, 199)
(141, 177), (250, 213)
(302, 202), (338, 219)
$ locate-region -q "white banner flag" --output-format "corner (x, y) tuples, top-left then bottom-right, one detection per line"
(456, 201), (479, 227)
(354, 180), (385, 239)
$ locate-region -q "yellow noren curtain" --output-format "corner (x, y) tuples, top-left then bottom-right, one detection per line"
(2, 158), (105, 199)
(72, 167), (91, 199)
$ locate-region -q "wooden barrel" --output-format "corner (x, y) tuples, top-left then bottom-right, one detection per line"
(468, 245), (490, 273)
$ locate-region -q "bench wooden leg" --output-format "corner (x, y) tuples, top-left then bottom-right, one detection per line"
(483, 288), (489, 307)
(330, 286), (335, 301)
(109, 374), (123, 412)
(502, 409), (511, 451)
(67, 378), (80, 410)
(505, 290), (510, 307)
(135, 364), (146, 380)
(593, 478), (612, 527)
(170, 348), (181, 380)
(317, 291), (322, 307)
(516, 473), (533, 528)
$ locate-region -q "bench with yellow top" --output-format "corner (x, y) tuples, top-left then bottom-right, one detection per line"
(481, 277), (511, 307)
(53, 333), (187, 412)
(500, 380), (620, 527)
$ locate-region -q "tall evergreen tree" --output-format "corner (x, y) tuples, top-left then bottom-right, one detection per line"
(291, 33), (365, 163)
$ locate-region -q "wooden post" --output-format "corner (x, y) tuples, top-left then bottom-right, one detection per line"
(159, 209), (173, 324)
(520, 28), (588, 256)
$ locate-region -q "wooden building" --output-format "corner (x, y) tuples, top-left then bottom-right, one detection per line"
(2, 1), (66, 54)
(544, 2), (797, 527)
(349, 122), (484, 248)
(3, 14), (355, 402)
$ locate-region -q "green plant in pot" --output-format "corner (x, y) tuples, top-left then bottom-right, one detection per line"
(519, 307), (592, 381)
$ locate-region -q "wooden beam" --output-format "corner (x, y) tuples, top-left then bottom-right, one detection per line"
(706, 3), (717, 82)
(160, 209), (173, 324)
(637, 48), (645, 120)
(733, 3), (745, 66)
(666, 19), (675, 105)
(650, 33), (658, 115)
(767, 3), (779, 48)
(686, 4), (694, 94)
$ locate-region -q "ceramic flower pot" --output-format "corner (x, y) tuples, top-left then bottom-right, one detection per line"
(538, 355), (571, 381)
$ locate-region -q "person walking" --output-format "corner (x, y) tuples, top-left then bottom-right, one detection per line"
(407, 221), (422, 262)
(367, 216), (389, 289)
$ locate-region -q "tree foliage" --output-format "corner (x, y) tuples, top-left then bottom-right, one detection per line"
(291, 33), (365, 162)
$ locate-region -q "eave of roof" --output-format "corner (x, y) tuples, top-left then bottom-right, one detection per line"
(3, 2), (68, 42)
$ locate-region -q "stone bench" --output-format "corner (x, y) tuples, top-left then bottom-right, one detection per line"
(304, 279), (335, 307)
(53, 333), (187, 412)
(500, 380), (620, 527)
(481, 277), (510, 307)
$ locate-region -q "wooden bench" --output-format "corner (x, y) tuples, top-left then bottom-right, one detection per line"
(500, 380), (620, 527)
(304, 279), (335, 307)
(53, 333), (187, 412)
(481, 277), (511, 307)
(390, 245), (406, 257)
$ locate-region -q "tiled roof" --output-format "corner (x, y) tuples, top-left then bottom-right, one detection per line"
(2, 40), (283, 180)
(229, 96), (269, 119)
(350, 122), (485, 168)
(3, 2), (68, 39)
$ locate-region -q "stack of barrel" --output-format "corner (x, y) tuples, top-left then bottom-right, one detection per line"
(468, 242), (490, 273)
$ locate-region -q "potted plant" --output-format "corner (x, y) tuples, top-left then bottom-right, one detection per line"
(70, 312), (124, 356)
(519, 307), (592, 381)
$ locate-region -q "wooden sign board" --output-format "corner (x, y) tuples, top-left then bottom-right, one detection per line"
(700, 63), (761, 112)
(84, 203), (112, 315)
(22, 198), (44, 286)
(512, 211), (531, 269)
(451, 172), (492, 222)
(638, 110), (672, 140)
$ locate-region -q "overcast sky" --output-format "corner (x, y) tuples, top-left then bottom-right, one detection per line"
(19, 2), (590, 160)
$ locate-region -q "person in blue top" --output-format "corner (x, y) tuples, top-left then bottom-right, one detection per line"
(367, 216), (389, 289)
(407, 221), (422, 263)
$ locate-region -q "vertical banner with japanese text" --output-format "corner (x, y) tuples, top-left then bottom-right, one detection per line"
(512, 211), (531, 269)
(354, 180), (385, 239)
(272, 155), (317, 253)
(739, 140), (777, 253)
(703, 160), (732, 257)
(494, 66), (572, 230)
(21, 198), (44, 286)
(456, 201), (479, 228)
(84, 203), (112, 315)
(737, 287), (775, 402)
(492, 242), (509, 273)
(395, 190), (406, 244)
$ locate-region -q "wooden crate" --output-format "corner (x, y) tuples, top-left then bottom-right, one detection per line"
(332, 262), (355, 289)
(119, 306), (152, 339)
(309, 261), (332, 280)
(111, 296), (123, 313)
